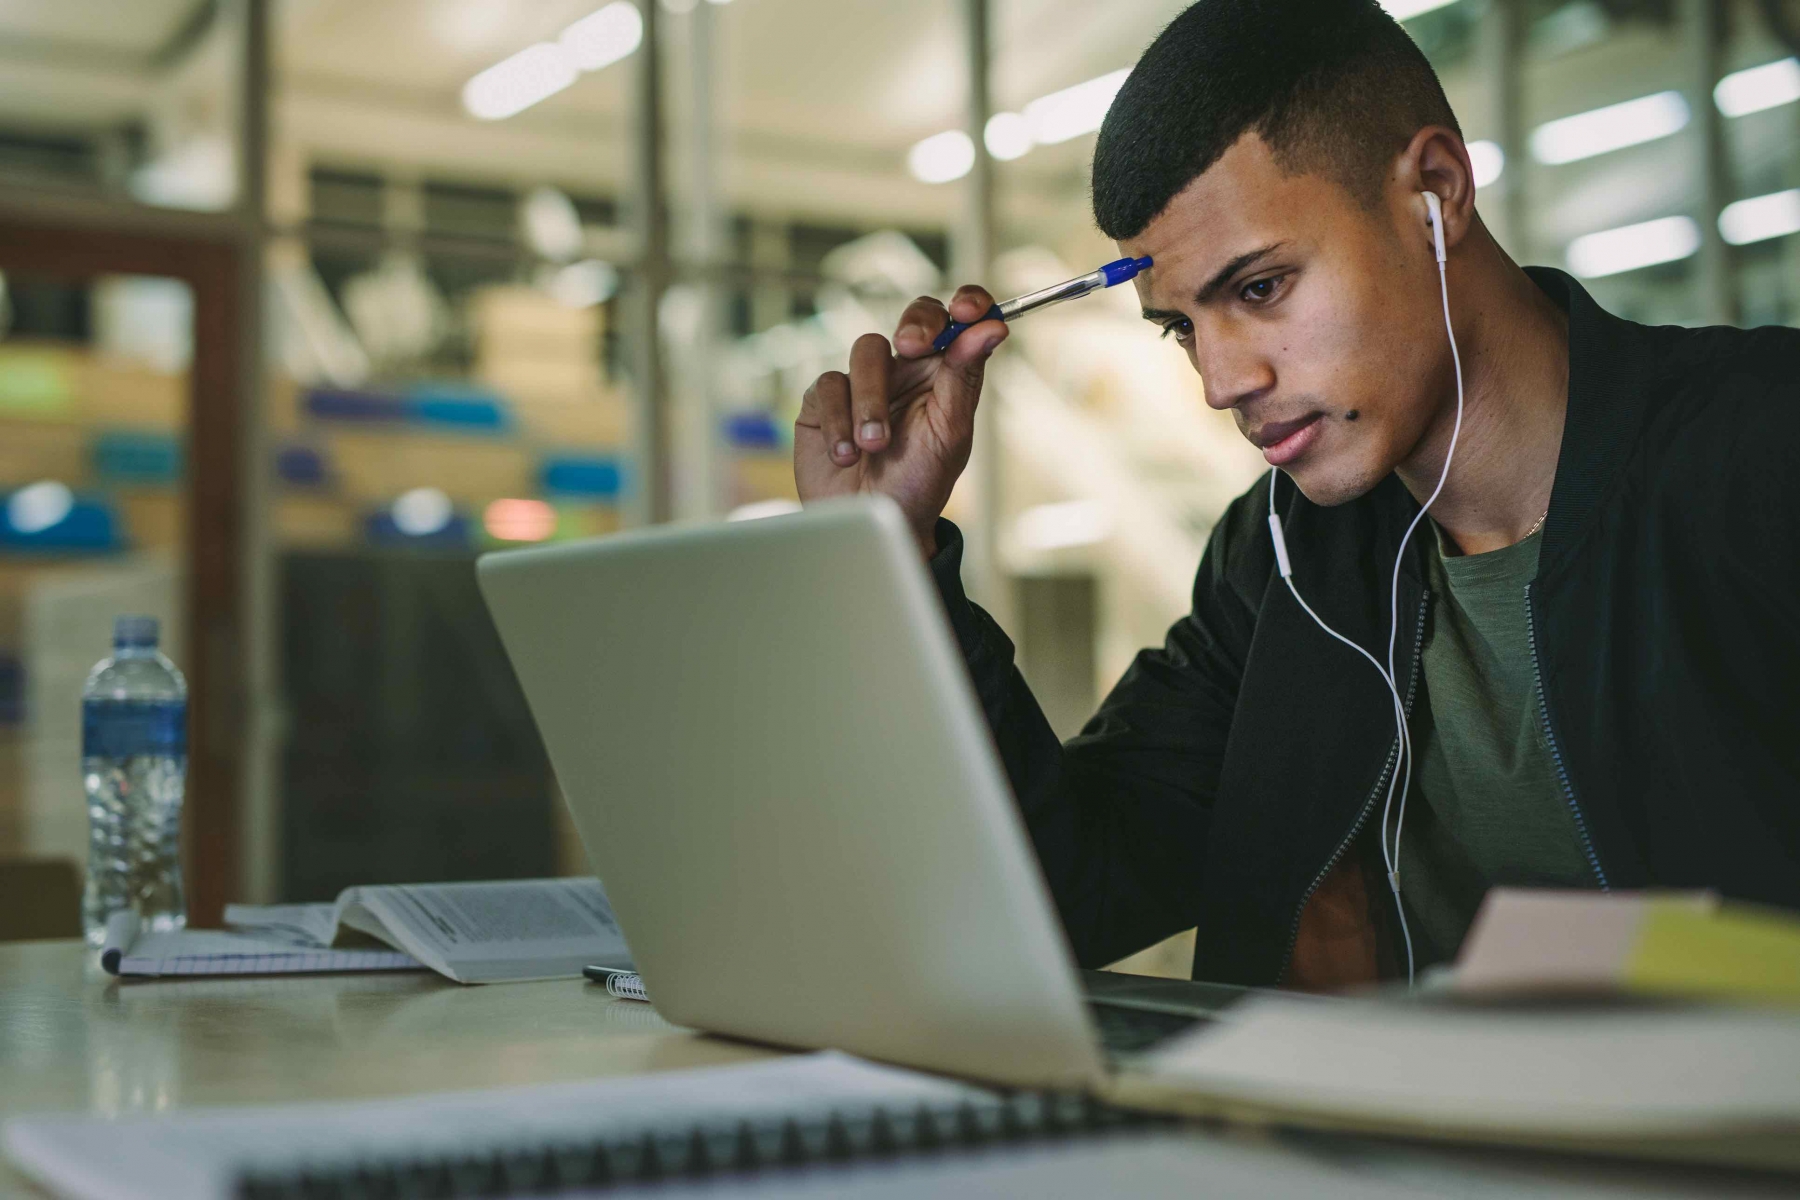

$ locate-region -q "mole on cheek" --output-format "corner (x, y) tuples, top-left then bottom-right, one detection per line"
(1345, 410), (1360, 421)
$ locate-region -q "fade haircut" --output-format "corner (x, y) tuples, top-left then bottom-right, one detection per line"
(1092, 0), (1461, 239)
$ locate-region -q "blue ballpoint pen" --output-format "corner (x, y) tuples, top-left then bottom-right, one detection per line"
(930, 255), (1153, 353)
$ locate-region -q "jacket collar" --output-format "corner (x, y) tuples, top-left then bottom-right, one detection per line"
(1522, 267), (1652, 575)
(1382, 268), (1648, 582)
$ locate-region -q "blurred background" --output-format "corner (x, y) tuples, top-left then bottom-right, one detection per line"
(0, 0), (1793, 927)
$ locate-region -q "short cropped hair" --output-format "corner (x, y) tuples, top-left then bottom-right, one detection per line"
(1092, 0), (1461, 239)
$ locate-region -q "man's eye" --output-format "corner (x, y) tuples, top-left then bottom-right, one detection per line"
(1240, 276), (1284, 303)
(1159, 319), (1193, 343)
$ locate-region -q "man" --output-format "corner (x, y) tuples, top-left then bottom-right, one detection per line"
(794, 0), (1800, 989)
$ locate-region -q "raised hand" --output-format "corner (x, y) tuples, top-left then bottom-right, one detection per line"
(794, 286), (1008, 557)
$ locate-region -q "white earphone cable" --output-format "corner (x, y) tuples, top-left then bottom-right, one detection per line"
(1265, 200), (1465, 987)
(1382, 257), (1465, 895)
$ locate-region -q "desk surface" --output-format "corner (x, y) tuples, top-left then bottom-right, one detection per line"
(5, 939), (1798, 1200)
(0, 940), (775, 1198)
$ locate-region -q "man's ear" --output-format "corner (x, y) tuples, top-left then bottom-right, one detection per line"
(1398, 126), (1476, 254)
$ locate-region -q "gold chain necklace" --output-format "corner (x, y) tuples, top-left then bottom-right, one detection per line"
(1523, 508), (1550, 539)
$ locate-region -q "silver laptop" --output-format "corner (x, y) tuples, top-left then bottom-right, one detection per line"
(477, 496), (1234, 1090)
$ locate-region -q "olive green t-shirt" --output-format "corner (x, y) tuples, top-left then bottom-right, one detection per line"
(1397, 526), (1596, 968)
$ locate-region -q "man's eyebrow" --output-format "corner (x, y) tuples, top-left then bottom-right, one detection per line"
(1137, 242), (1289, 323)
(1195, 243), (1285, 304)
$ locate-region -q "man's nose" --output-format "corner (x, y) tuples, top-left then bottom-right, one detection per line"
(1195, 350), (1275, 412)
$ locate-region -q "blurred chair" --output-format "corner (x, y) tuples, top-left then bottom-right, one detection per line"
(0, 858), (82, 941)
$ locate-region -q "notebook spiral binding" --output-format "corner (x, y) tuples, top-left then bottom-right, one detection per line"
(233, 1089), (1175, 1199)
(604, 972), (648, 1002)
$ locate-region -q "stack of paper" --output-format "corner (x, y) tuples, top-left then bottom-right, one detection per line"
(1452, 888), (1800, 1006)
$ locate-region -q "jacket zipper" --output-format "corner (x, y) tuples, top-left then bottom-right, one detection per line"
(1277, 592), (1429, 984)
(1523, 581), (1610, 889)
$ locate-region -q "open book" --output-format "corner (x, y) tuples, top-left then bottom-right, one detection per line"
(104, 877), (633, 985)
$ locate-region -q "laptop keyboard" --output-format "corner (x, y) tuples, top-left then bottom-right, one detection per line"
(1088, 1002), (1204, 1055)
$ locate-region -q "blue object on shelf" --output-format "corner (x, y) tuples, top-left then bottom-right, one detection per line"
(404, 383), (513, 434)
(363, 510), (472, 549)
(408, 397), (511, 432)
(0, 492), (121, 553)
(307, 384), (515, 434)
(0, 654), (21, 725)
(540, 456), (623, 499)
(723, 412), (780, 449)
(306, 388), (408, 423)
(93, 430), (183, 484)
(275, 443), (329, 488)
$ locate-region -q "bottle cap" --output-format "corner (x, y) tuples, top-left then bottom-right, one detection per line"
(113, 615), (159, 648)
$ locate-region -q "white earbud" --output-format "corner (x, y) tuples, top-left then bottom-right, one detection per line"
(1264, 189), (1464, 987)
(1424, 191), (1447, 264)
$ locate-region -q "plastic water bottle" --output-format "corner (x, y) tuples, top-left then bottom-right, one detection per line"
(81, 615), (188, 946)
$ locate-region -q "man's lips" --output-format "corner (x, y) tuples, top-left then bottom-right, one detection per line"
(1249, 413), (1324, 467)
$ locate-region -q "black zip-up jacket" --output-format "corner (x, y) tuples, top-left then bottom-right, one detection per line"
(928, 268), (1800, 987)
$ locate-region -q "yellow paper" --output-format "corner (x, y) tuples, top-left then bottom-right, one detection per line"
(1627, 899), (1800, 1007)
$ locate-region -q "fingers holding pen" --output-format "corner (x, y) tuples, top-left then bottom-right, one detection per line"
(893, 296), (949, 359)
(942, 285), (1008, 371)
(947, 284), (999, 325)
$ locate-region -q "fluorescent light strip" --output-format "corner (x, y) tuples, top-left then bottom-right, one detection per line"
(1025, 69), (1130, 146)
(910, 67), (1131, 182)
(1715, 57), (1800, 118)
(1719, 189), (1800, 245)
(560, 2), (644, 70)
(462, 2), (643, 121)
(984, 112), (1033, 161)
(1566, 216), (1699, 278)
(908, 130), (975, 184)
(463, 44), (580, 120)
(1529, 90), (1689, 165)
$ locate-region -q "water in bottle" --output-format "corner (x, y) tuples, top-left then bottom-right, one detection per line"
(81, 615), (188, 945)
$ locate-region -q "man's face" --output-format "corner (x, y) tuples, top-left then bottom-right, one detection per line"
(1121, 133), (1450, 506)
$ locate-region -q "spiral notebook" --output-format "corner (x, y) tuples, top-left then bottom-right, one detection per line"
(2, 1052), (1165, 1200)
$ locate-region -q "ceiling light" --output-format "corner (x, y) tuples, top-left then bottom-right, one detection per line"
(391, 487), (455, 536)
(1024, 68), (1130, 146)
(984, 112), (1033, 161)
(463, 43), (579, 120)
(6, 481), (74, 535)
(908, 129), (975, 184)
(1719, 189), (1800, 246)
(1382, 0), (1461, 19)
(1015, 500), (1111, 552)
(1714, 57), (1800, 118)
(1529, 91), (1689, 165)
(560, 1), (643, 70)
(1566, 216), (1699, 278)
(463, 3), (642, 121)
(1467, 139), (1505, 189)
